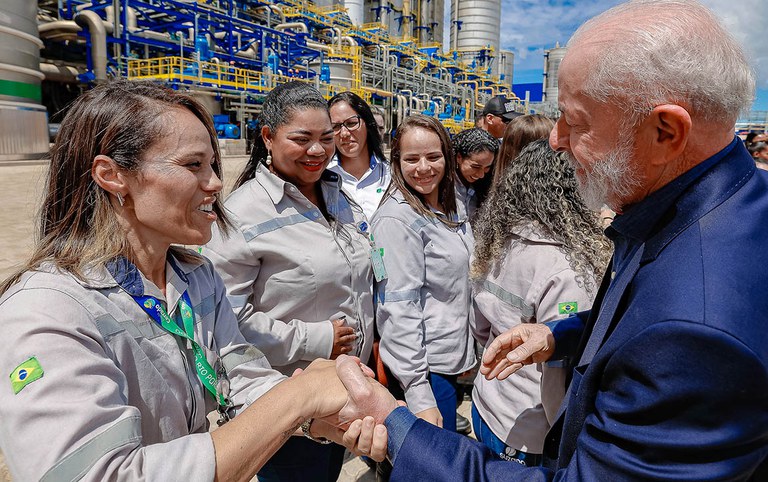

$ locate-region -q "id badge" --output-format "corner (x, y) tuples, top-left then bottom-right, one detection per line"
(370, 246), (387, 282)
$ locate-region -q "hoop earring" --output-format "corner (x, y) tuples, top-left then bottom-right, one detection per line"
(116, 192), (125, 207)
(265, 151), (272, 166)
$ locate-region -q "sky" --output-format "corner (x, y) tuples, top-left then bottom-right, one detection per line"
(450, 0), (768, 112)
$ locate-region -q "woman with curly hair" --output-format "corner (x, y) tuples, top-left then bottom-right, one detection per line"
(452, 128), (499, 219)
(469, 139), (611, 467)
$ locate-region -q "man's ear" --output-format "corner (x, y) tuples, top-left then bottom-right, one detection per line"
(91, 155), (128, 202)
(647, 104), (692, 165)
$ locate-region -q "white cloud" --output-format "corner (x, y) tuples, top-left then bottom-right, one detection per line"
(501, 0), (768, 90)
(702, 0), (768, 89)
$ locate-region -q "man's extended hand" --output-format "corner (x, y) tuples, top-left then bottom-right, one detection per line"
(334, 354), (400, 426)
(480, 323), (556, 380)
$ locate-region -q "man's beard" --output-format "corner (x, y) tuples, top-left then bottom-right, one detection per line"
(568, 135), (642, 211)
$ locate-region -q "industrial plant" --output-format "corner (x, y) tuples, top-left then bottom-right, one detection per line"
(2, 0), (521, 160)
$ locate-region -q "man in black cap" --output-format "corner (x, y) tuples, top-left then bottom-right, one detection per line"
(480, 95), (520, 139)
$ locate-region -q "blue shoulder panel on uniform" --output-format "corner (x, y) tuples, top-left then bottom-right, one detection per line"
(409, 217), (434, 232)
(242, 213), (313, 241)
(105, 256), (144, 296)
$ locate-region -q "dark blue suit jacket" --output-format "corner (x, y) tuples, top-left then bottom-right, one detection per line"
(390, 141), (768, 481)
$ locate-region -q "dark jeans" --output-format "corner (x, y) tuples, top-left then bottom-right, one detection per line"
(471, 403), (543, 467)
(429, 372), (460, 432)
(376, 372), (461, 481)
(257, 437), (346, 482)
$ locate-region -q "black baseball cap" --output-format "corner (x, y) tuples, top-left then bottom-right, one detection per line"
(482, 95), (521, 121)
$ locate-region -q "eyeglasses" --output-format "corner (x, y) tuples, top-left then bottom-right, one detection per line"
(495, 114), (511, 124)
(332, 115), (362, 134)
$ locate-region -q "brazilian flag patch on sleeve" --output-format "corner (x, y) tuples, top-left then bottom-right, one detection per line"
(558, 302), (578, 315)
(10, 356), (44, 394)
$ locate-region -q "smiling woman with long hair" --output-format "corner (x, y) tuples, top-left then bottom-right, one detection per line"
(469, 139), (611, 466)
(371, 114), (476, 433)
(0, 80), (375, 481)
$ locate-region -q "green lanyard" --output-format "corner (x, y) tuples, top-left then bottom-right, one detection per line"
(135, 292), (231, 422)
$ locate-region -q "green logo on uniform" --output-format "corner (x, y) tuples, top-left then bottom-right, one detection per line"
(558, 302), (578, 315)
(144, 299), (154, 309)
(10, 356), (44, 394)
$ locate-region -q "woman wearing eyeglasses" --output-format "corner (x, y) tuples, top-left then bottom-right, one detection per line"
(205, 82), (375, 482)
(328, 92), (391, 219)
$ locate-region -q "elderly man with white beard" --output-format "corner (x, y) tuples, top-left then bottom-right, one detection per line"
(333, 0), (768, 480)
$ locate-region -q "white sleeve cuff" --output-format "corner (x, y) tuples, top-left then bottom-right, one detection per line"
(303, 319), (335, 360)
(404, 382), (438, 414)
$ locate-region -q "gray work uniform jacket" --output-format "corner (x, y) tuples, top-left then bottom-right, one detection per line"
(0, 251), (285, 481)
(455, 179), (478, 220)
(205, 166), (374, 376)
(471, 225), (597, 453)
(371, 190), (476, 413)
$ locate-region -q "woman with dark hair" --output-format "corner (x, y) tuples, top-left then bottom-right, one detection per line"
(452, 128), (500, 219)
(469, 139), (611, 466)
(748, 141), (768, 171)
(327, 91), (391, 219)
(205, 81), (375, 481)
(371, 114), (476, 432)
(493, 114), (555, 187)
(745, 131), (768, 146)
(0, 80), (382, 481)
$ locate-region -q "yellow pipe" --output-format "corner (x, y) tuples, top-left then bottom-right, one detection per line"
(362, 86), (394, 97)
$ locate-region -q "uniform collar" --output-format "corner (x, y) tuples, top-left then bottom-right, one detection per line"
(390, 188), (463, 223)
(256, 164), (341, 205)
(104, 253), (194, 309)
(327, 153), (380, 176)
(511, 223), (563, 246)
(454, 178), (475, 197)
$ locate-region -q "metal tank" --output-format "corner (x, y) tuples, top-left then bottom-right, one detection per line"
(345, 0), (364, 25)
(309, 59), (354, 90)
(418, 0), (444, 44)
(450, 0), (500, 52)
(498, 49), (514, 87)
(543, 43), (566, 104)
(387, 0), (404, 38)
(0, 0), (48, 160)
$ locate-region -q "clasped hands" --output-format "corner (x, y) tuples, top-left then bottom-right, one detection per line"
(297, 322), (555, 462)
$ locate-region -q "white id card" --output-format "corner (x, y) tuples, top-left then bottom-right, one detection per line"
(371, 246), (387, 282)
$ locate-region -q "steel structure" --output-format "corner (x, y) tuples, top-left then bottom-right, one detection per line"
(34, 0), (518, 144)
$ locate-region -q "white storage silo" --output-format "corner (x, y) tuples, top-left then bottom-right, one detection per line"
(449, 0), (500, 53)
(498, 49), (514, 86)
(543, 43), (566, 104)
(0, 0), (48, 160)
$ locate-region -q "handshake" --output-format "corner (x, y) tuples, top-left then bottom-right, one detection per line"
(296, 322), (555, 462)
